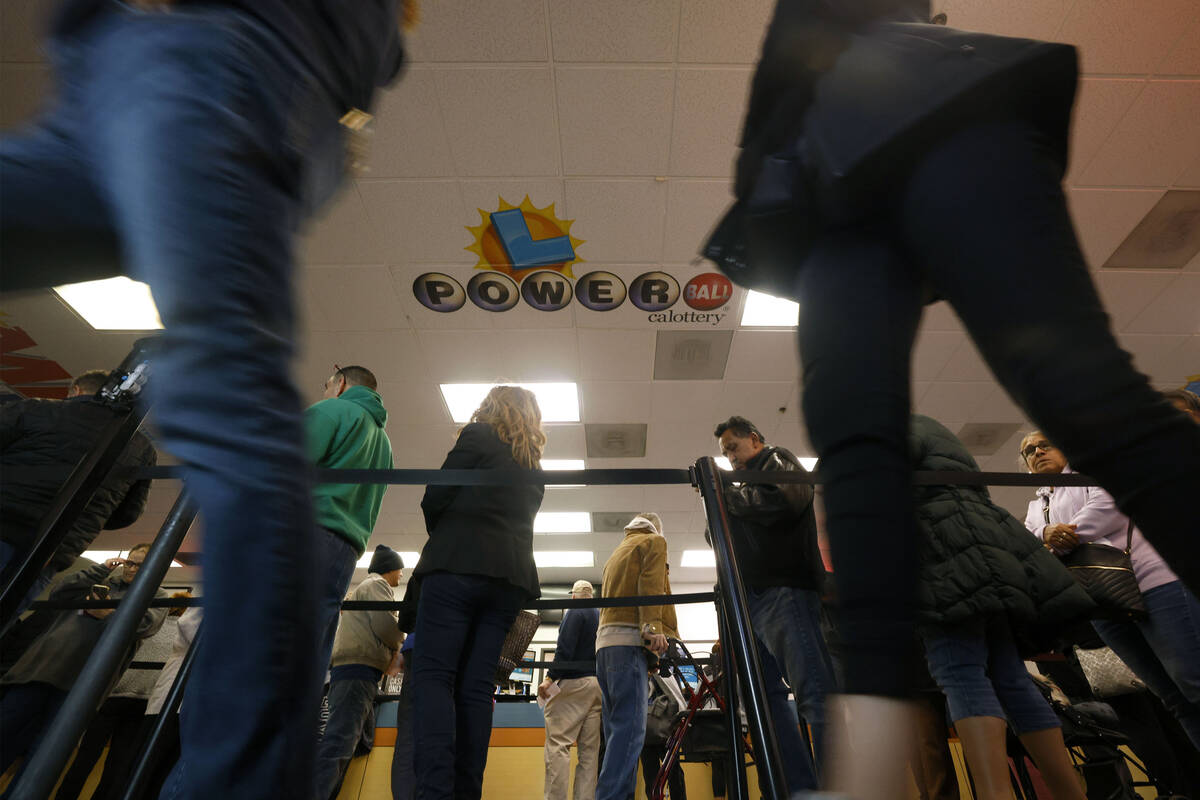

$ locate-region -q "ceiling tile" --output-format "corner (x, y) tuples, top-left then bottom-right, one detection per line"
(1093, 270), (1177, 331)
(405, 0), (549, 62)
(1067, 189), (1163, 267)
(772, 421), (814, 457)
(303, 266), (409, 332)
(434, 68), (560, 177)
(545, 424), (587, 458)
(668, 68), (752, 177)
(356, 180), (472, 263)
(366, 71), (455, 178)
(725, 331), (798, 381)
(414, 329), (520, 382)
(577, 329), (655, 380)
(916, 381), (995, 423)
(912, 330), (965, 381)
(1177, 151), (1200, 188)
(1065, 79), (1144, 185)
(678, 0), (774, 64)
(1116, 333), (1190, 379)
(548, 0), (679, 63)
(459, 180), (565, 219)
(650, 380), (724, 422)
(1056, 0), (1199, 74)
(556, 67), (675, 175)
(645, 421), (716, 464)
(1123, 274), (1200, 334)
(654, 330), (734, 379)
(935, 0), (1072, 40)
(716, 381), (794, 433)
(300, 187), (392, 265)
(586, 423), (648, 458)
(922, 301), (964, 332)
(939, 339), (993, 381)
(334, 330), (426, 380)
(387, 423), (461, 466)
(389, 264), (494, 331)
(376, 380), (450, 428)
(663, 180), (733, 263)
(1077, 81), (1200, 188)
(974, 386), (1029, 425)
(581, 381), (652, 421)
(563, 179), (667, 262)
(1155, 20), (1200, 76)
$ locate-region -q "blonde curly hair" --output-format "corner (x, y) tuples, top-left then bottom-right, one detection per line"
(470, 385), (546, 469)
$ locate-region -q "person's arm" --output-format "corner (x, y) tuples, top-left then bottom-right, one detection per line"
(1067, 486), (1130, 544)
(420, 425), (485, 531)
(724, 451), (814, 523)
(136, 591), (168, 639)
(364, 578), (403, 651)
(105, 443), (157, 529)
(637, 536), (669, 636)
(547, 609), (580, 681)
(304, 403), (339, 464)
(1023, 499), (1045, 538)
(50, 562), (111, 597)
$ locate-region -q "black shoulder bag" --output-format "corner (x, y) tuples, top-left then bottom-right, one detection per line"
(1043, 493), (1147, 621)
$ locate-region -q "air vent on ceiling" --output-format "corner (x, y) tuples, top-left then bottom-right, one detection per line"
(956, 422), (1022, 456)
(653, 330), (733, 380)
(585, 424), (648, 458)
(592, 511), (639, 532)
(1104, 190), (1200, 269)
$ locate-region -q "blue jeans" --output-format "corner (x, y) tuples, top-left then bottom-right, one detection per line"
(315, 678), (379, 800)
(316, 528), (361, 677)
(756, 640), (818, 791)
(411, 572), (523, 800)
(796, 120), (1200, 696)
(0, 681), (66, 794)
(1, 7), (347, 798)
(0, 540), (55, 619)
(1093, 580), (1200, 750)
(921, 616), (1060, 734)
(595, 646), (649, 800)
(746, 585), (836, 776)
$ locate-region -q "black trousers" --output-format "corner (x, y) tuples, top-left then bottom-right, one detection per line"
(640, 742), (687, 800)
(56, 696), (147, 800)
(795, 119), (1200, 696)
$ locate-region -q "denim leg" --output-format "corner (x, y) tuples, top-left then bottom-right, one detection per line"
(595, 646), (649, 800)
(755, 638), (818, 791)
(981, 618), (1059, 734)
(391, 653), (417, 800)
(1126, 581), (1200, 749)
(315, 529), (361, 674)
(1093, 615), (1200, 750)
(921, 619), (1006, 724)
(314, 679), (378, 800)
(22, 12), (349, 799)
(748, 586), (837, 768)
(898, 119), (1200, 596)
(795, 233), (924, 698)
(451, 581), (521, 800)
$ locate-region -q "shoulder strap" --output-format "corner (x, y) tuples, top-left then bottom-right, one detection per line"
(1124, 518), (1134, 555)
(1041, 493), (1051, 525)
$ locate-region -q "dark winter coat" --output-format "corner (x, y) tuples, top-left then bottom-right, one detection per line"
(400, 423), (544, 631)
(1, 396), (156, 571)
(909, 415), (1093, 631)
(721, 445), (824, 592)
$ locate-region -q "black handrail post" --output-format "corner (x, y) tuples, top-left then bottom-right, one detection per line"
(693, 456), (789, 800)
(120, 624), (203, 800)
(0, 337), (159, 637)
(9, 492), (197, 800)
(714, 592), (750, 800)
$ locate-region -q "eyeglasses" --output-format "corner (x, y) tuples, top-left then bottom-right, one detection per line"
(1021, 441), (1056, 460)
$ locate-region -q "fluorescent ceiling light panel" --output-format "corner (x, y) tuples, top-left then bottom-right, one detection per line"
(740, 290), (799, 327)
(356, 551), (421, 569)
(81, 550), (183, 568)
(799, 457), (818, 471)
(681, 550), (716, 568)
(439, 383), (580, 424)
(534, 511), (591, 533)
(54, 277), (164, 331)
(534, 551), (594, 568)
(541, 459), (585, 488)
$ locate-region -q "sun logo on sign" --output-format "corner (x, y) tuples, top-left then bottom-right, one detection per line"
(464, 196), (585, 279)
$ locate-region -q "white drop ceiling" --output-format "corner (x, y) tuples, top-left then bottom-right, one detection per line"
(1, 0), (1198, 589)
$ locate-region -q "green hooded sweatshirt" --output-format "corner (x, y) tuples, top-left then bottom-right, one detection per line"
(305, 385), (393, 554)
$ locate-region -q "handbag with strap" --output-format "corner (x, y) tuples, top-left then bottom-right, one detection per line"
(1073, 645), (1146, 698)
(493, 609), (541, 685)
(1043, 494), (1146, 621)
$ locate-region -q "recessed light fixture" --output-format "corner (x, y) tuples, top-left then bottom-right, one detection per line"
(799, 457), (818, 471)
(81, 549), (182, 568)
(534, 551), (594, 568)
(740, 290), (798, 327)
(54, 277), (164, 331)
(681, 550), (716, 568)
(355, 551), (421, 569)
(439, 383), (580, 424)
(541, 459), (585, 488)
(534, 511), (591, 534)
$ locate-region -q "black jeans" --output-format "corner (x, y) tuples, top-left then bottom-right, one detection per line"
(795, 119), (1200, 696)
(315, 678), (378, 800)
(55, 695), (148, 800)
(390, 653), (416, 800)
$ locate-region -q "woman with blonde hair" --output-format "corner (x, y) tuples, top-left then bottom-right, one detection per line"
(404, 385), (546, 800)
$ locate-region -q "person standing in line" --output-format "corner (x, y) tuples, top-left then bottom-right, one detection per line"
(0, 3), (414, 795)
(539, 579), (603, 800)
(595, 513), (677, 800)
(389, 632), (417, 800)
(307, 365), (395, 675)
(404, 386), (546, 800)
(713, 415), (836, 789)
(315, 544), (405, 799)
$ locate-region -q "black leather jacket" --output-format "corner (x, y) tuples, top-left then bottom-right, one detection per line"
(718, 445), (824, 591)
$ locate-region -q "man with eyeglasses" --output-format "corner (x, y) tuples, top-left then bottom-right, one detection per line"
(0, 543), (167, 784)
(307, 365), (394, 676)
